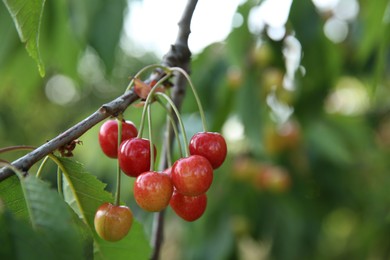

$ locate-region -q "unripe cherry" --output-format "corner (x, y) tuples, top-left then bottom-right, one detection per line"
(94, 202), (133, 242)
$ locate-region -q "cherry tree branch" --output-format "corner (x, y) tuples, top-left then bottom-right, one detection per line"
(0, 90), (139, 181)
(0, 0), (198, 184)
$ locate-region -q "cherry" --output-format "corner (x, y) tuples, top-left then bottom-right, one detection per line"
(98, 119), (138, 158)
(94, 202), (133, 242)
(171, 155), (213, 196)
(133, 171), (173, 212)
(118, 138), (156, 177)
(189, 132), (227, 169)
(170, 190), (207, 222)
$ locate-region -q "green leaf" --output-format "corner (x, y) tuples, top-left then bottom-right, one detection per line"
(87, 0), (126, 73)
(237, 73), (264, 155)
(356, 0), (390, 64)
(58, 157), (151, 259)
(0, 174), (57, 259)
(0, 6), (20, 70)
(190, 43), (232, 132)
(59, 157), (113, 225)
(2, 0), (46, 76)
(20, 175), (84, 259)
(307, 121), (353, 165)
(0, 209), (57, 260)
(0, 175), (28, 219)
(94, 225), (152, 260)
(226, 2), (253, 67)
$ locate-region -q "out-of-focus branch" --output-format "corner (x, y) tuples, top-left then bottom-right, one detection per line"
(162, 0), (197, 69)
(150, 1), (198, 259)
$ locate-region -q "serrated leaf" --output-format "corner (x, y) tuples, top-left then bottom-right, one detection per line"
(20, 175), (84, 259)
(59, 157), (113, 226)
(58, 157), (151, 259)
(2, 0), (46, 76)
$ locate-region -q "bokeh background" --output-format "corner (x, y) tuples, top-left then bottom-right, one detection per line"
(1, 0), (390, 259)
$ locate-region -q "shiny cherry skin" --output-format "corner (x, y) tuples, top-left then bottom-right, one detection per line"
(94, 202), (133, 242)
(170, 190), (207, 222)
(189, 132), (227, 169)
(118, 138), (156, 177)
(98, 119), (138, 158)
(134, 171), (173, 212)
(171, 155), (213, 196)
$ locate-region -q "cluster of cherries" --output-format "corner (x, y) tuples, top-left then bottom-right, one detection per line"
(94, 119), (226, 241)
(93, 66), (227, 242)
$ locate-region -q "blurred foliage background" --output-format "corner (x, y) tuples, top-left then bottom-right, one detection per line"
(1, 0), (390, 259)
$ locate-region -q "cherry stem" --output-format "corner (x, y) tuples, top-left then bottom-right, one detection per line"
(57, 167), (63, 198)
(137, 73), (172, 138)
(0, 159), (9, 164)
(165, 118), (173, 169)
(35, 156), (50, 179)
(169, 67), (208, 132)
(43, 154), (74, 195)
(147, 105), (155, 171)
(156, 98), (183, 161)
(3, 146), (66, 197)
(125, 64), (170, 92)
(115, 115), (123, 206)
(154, 92), (190, 157)
(0, 145), (36, 154)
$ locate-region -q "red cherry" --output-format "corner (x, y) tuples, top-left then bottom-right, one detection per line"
(171, 155), (213, 196)
(170, 190), (207, 222)
(118, 138), (156, 177)
(98, 119), (138, 158)
(189, 132), (227, 169)
(134, 171), (173, 212)
(94, 202), (133, 242)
